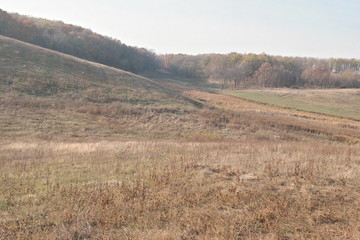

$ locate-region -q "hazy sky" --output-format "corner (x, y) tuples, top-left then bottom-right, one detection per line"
(1, 0), (360, 58)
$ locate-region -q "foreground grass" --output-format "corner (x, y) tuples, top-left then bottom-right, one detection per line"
(227, 89), (360, 121)
(1, 140), (360, 239)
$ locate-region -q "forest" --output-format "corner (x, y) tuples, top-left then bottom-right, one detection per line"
(1, 8), (360, 88)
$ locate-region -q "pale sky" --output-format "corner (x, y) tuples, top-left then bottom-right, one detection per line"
(1, 0), (360, 58)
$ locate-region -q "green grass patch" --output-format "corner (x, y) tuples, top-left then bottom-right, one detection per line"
(227, 89), (360, 120)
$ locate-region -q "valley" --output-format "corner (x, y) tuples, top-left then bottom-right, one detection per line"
(1, 17), (360, 239)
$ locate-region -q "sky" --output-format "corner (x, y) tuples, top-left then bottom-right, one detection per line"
(1, 0), (360, 58)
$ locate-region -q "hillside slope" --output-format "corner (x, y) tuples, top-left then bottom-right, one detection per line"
(1, 35), (360, 143)
(0, 35), (204, 140)
(0, 35), (172, 100)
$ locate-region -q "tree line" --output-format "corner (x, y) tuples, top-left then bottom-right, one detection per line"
(161, 53), (360, 88)
(0, 9), (160, 73)
(1, 8), (360, 88)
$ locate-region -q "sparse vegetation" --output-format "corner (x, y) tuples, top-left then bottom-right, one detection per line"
(1, 140), (360, 239)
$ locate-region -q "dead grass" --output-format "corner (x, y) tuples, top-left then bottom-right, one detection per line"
(185, 90), (360, 143)
(2, 35), (360, 144)
(2, 35), (360, 239)
(2, 89), (360, 144)
(1, 140), (360, 239)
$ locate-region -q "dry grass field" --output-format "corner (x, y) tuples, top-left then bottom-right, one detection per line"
(1, 35), (360, 239)
(1, 140), (360, 239)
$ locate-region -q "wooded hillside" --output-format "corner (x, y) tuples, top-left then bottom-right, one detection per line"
(0, 9), (160, 73)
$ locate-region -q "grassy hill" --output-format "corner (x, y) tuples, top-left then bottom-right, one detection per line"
(2, 34), (360, 143)
(0, 35), (206, 140)
(2, 34), (360, 239)
(0, 35), (167, 99)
